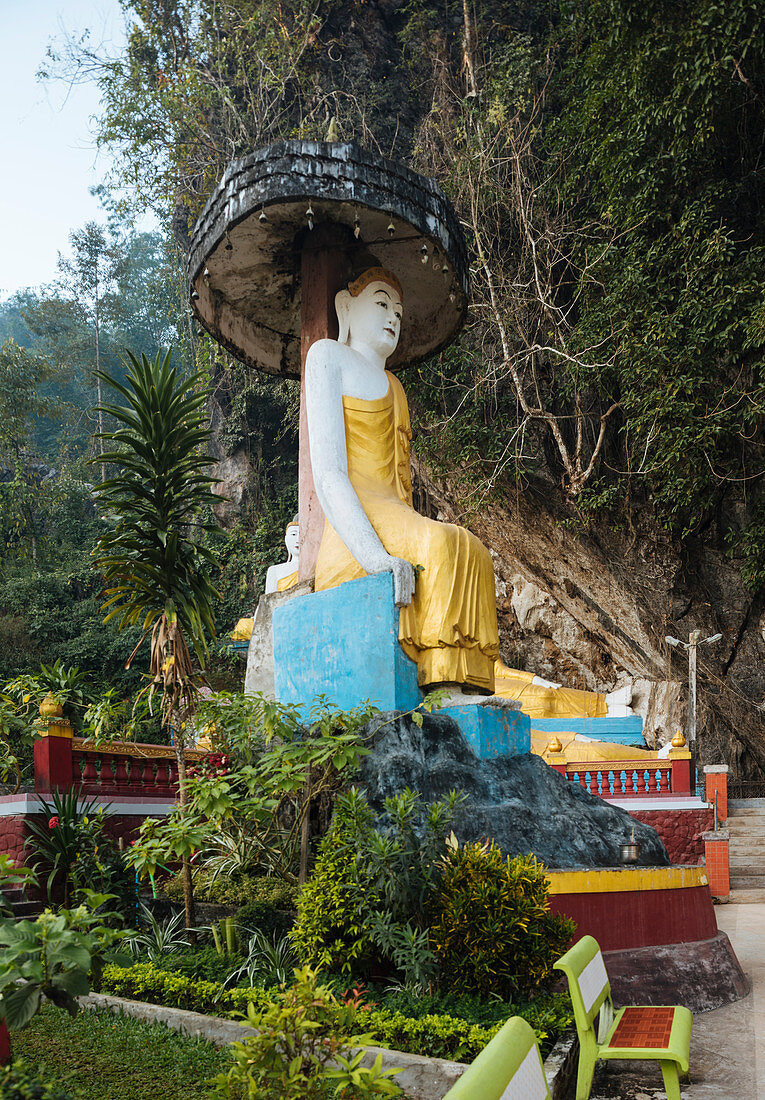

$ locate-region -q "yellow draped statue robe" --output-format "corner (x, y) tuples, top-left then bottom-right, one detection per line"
(315, 371), (500, 691)
(493, 659), (607, 719)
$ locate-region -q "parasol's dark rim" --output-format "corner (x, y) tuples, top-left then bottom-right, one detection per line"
(187, 140), (471, 375)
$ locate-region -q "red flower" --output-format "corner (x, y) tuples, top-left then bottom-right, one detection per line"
(48, 816), (59, 829)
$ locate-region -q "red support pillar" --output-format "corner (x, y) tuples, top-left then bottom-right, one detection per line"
(703, 829), (730, 901)
(0, 1018), (10, 1065)
(34, 722), (74, 794)
(669, 755), (692, 795)
(704, 764), (729, 824)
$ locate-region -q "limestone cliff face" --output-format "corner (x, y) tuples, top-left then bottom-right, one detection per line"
(412, 455), (765, 776)
(197, 0), (765, 778)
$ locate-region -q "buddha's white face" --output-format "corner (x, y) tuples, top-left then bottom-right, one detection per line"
(284, 524), (299, 559)
(347, 281), (403, 358)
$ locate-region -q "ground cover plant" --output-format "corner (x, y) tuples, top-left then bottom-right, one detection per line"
(11, 1004), (230, 1100)
(99, 959), (572, 1061)
(0, 1059), (76, 1100)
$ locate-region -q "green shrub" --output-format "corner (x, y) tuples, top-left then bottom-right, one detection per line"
(236, 899), (294, 938)
(291, 787), (460, 984)
(289, 801), (378, 975)
(100, 964), (573, 1063)
(146, 946), (238, 984)
(161, 871), (297, 910)
(366, 993), (572, 1061)
(368, 986), (515, 1027)
(100, 963), (271, 1016)
(430, 841), (576, 1000)
(212, 966), (402, 1099)
(0, 1060), (75, 1099)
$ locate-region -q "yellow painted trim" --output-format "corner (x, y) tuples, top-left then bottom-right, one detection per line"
(37, 722), (73, 740)
(546, 865), (708, 895)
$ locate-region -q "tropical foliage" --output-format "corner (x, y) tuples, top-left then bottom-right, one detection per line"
(430, 840), (576, 999)
(211, 966), (402, 1099)
(0, 893), (126, 1030)
(93, 348), (220, 722)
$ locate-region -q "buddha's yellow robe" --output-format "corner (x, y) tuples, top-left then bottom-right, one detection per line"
(493, 659), (607, 719)
(315, 372), (499, 691)
(276, 569), (299, 592)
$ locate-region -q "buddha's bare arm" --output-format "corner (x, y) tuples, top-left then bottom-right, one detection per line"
(305, 341), (415, 606)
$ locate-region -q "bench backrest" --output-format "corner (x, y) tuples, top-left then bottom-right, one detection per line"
(442, 1016), (551, 1100)
(553, 934), (612, 1040)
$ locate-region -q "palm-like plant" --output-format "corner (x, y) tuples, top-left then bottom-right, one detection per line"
(92, 348), (220, 935)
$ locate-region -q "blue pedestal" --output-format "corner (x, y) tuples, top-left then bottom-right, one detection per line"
(273, 572), (421, 715)
(531, 715), (645, 745)
(272, 572), (530, 759)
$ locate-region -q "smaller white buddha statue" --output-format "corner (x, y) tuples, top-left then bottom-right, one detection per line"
(265, 518), (300, 594)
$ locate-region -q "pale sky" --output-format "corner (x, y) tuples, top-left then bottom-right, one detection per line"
(0, 0), (149, 300)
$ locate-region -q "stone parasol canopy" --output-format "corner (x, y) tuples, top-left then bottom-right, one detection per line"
(188, 139), (470, 577)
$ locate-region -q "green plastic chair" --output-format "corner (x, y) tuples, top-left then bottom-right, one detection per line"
(441, 1015), (551, 1100)
(554, 935), (693, 1100)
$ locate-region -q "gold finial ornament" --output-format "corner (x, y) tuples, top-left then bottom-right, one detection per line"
(39, 693), (63, 719)
(547, 736), (563, 754)
(671, 729), (687, 748)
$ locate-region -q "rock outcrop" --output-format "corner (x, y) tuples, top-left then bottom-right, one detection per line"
(358, 710), (670, 869)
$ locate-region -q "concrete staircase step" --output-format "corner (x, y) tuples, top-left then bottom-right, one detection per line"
(1, 886), (43, 920)
(727, 886), (765, 904)
(730, 876), (765, 889)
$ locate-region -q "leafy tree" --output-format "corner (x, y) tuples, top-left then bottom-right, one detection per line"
(92, 347), (220, 934)
(0, 339), (60, 567)
(546, 0), (765, 544)
(56, 222), (121, 481)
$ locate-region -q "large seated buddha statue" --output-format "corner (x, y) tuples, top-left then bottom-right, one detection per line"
(305, 259), (500, 694)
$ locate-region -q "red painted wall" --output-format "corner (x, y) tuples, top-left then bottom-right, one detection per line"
(0, 813), (158, 867)
(628, 808), (713, 864)
(549, 884), (717, 952)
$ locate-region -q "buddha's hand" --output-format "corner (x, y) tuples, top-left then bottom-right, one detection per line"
(382, 555), (415, 607)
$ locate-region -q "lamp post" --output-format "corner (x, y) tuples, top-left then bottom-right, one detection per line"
(665, 631), (722, 749)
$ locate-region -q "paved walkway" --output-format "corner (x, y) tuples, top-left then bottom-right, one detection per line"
(587, 903), (762, 1098)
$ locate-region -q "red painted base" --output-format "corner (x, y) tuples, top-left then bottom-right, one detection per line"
(549, 883), (717, 952)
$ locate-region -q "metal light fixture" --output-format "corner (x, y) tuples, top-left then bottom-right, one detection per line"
(665, 631), (723, 748)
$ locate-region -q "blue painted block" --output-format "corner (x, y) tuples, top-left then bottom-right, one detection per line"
(440, 704), (530, 758)
(272, 572), (530, 758)
(273, 572), (421, 715)
(531, 715), (645, 745)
